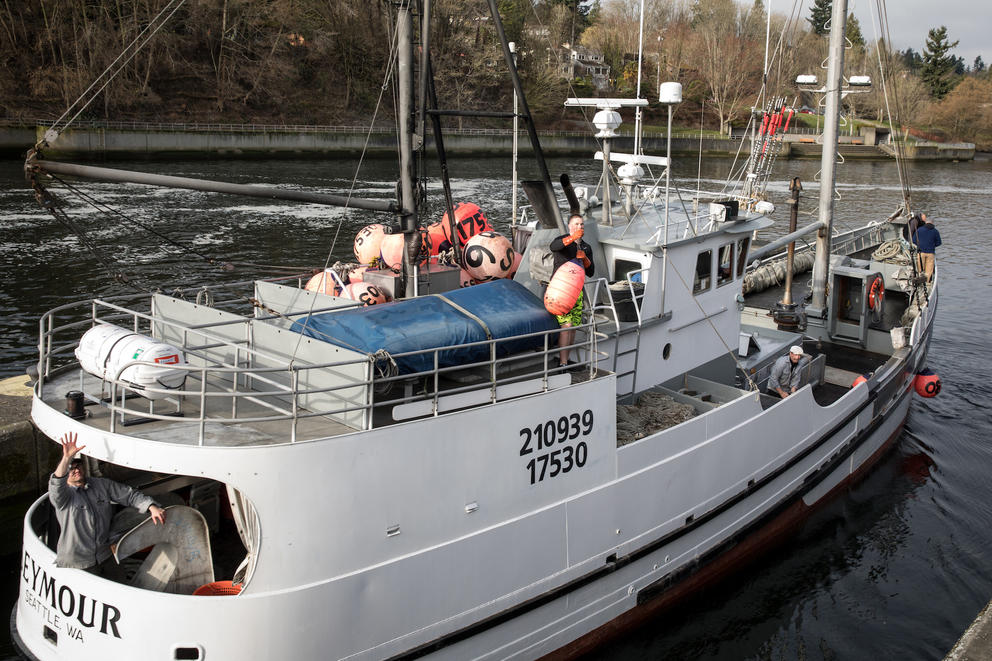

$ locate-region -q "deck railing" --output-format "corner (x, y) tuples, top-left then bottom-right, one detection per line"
(37, 279), (608, 446)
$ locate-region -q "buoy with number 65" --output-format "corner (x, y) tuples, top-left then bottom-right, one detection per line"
(913, 368), (941, 397)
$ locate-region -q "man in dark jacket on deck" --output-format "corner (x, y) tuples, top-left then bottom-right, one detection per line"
(549, 214), (595, 369)
(912, 213), (941, 281)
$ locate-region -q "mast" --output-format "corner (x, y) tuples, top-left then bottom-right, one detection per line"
(397, 1), (419, 298)
(809, 0), (848, 315)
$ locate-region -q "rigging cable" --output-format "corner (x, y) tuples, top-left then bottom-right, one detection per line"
(870, 0), (913, 213)
(38, 0), (187, 148)
(287, 0), (405, 365)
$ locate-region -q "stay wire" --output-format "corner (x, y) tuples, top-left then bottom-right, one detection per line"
(43, 0), (187, 145)
(50, 174), (223, 266)
(288, 0), (405, 365)
(30, 179), (151, 293)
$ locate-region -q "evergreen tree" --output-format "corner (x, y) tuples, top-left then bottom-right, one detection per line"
(974, 55), (986, 73)
(921, 26), (960, 99)
(846, 14), (865, 53)
(807, 0), (831, 36)
(901, 48), (922, 72)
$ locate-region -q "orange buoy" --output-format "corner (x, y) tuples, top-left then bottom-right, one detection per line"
(193, 581), (242, 596)
(418, 227), (432, 259)
(424, 222), (450, 256)
(544, 260), (586, 316)
(463, 231), (514, 282)
(852, 374), (869, 388)
(913, 368), (941, 397)
(458, 269), (474, 288)
(342, 282), (390, 306)
(304, 270), (341, 296)
(354, 224), (387, 264)
(507, 251), (523, 278)
(348, 265), (368, 283)
(440, 202), (491, 245)
(379, 233), (406, 271)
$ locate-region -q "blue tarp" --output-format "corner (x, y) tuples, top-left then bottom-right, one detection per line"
(290, 279), (559, 374)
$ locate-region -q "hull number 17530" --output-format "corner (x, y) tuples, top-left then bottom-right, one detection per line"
(519, 410), (593, 485)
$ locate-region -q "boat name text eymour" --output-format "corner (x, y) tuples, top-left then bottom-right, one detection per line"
(21, 551), (124, 641)
(520, 409), (594, 485)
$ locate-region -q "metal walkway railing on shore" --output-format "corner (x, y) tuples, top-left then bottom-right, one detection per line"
(0, 117), (730, 141)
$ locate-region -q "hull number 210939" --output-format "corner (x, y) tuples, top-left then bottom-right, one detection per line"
(519, 410), (593, 485)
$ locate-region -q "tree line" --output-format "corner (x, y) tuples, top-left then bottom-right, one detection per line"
(0, 0), (988, 149)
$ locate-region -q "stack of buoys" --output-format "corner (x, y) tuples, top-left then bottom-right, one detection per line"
(463, 231), (514, 282)
(353, 224), (387, 264)
(913, 368), (941, 397)
(342, 282), (390, 306)
(544, 260), (586, 316)
(305, 270), (342, 296)
(347, 203), (525, 289)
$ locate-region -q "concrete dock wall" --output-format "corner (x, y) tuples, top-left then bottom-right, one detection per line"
(0, 375), (56, 502)
(2, 123), (935, 160)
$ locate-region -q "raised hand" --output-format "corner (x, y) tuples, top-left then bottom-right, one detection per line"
(59, 432), (86, 460)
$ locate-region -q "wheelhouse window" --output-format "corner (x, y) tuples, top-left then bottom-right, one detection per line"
(736, 237), (750, 278)
(717, 243), (734, 287)
(693, 250), (712, 294)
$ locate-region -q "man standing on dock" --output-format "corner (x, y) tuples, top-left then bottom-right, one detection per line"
(913, 213), (941, 281)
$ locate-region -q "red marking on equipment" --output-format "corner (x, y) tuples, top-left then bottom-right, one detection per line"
(154, 354), (180, 365)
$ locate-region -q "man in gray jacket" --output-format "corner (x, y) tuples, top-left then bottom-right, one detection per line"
(767, 346), (810, 399)
(49, 432), (166, 571)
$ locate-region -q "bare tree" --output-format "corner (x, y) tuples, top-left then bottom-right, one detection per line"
(688, 0), (762, 134)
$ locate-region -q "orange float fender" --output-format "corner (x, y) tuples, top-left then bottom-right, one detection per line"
(463, 231), (514, 282)
(342, 282), (390, 306)
(379, 233), (406, 271)
(440, 202), (491, 244)
(544, 261), (585, 316)
(353, 224), (387, 264)
(304, 270), (341, 296)
(913, 368), (941, 398)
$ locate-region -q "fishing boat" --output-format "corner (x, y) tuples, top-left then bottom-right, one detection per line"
(12, 0), (938, 659)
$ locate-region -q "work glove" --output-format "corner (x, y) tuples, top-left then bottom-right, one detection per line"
(561, 228), (584, 246)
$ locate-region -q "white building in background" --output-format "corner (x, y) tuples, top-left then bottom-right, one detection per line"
(558, 44), (610, 90)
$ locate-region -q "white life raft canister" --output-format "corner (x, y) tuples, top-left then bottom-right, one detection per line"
(75, 324), (188, 399)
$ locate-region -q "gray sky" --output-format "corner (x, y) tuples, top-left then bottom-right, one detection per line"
(842, 0), (987, 66)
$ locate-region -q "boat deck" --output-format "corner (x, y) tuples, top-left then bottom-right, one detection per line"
(40, 358), (598, 447)
(41, 369), (356, 446)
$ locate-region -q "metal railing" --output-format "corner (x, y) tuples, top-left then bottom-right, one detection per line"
(38, 286), (608, 447)
(1, 117), (746, 141)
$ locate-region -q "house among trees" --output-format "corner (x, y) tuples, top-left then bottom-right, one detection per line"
(558, 44), (611, 90)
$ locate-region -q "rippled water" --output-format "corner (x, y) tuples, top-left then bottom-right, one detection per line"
(1, 153), (990, 660)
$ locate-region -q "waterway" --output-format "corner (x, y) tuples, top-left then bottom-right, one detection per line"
(1, 153), (990, 659)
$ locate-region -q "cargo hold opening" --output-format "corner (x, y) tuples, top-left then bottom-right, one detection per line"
(31, 461), (258, 595)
